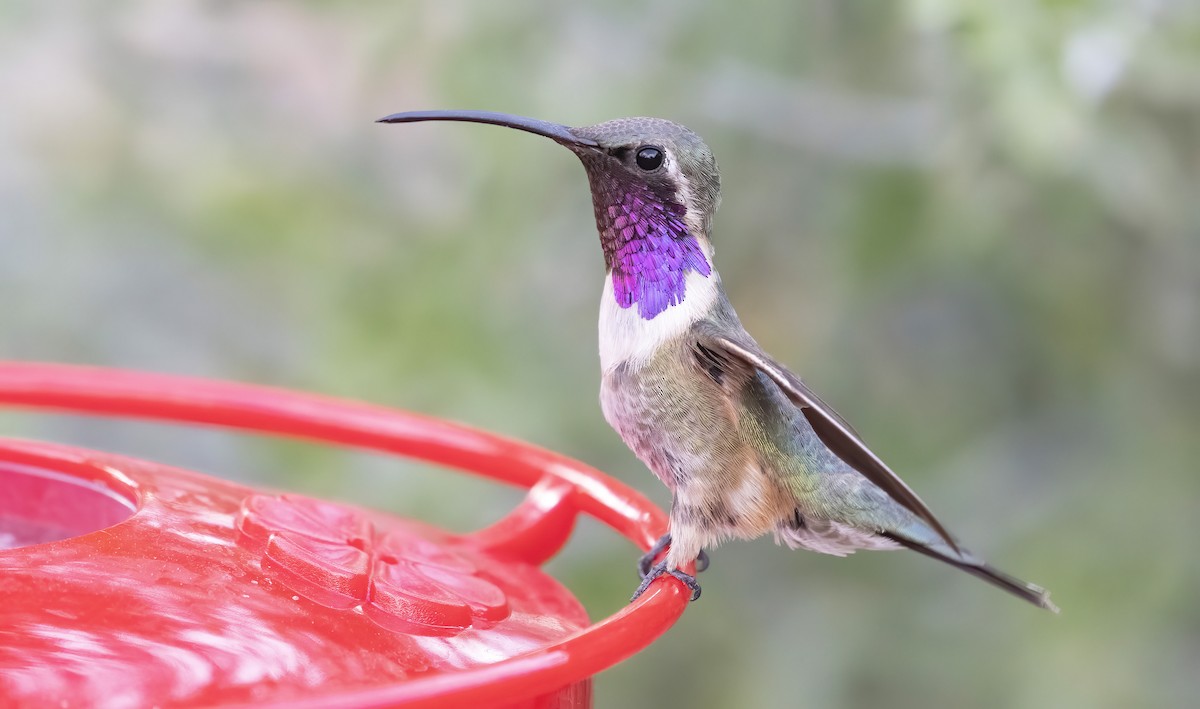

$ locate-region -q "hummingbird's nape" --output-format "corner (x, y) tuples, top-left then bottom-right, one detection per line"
(376, 110), (599, 149)
(380, 109), (1057, 613)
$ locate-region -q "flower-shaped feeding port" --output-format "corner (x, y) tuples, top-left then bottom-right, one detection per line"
(237, 494), (509, 635)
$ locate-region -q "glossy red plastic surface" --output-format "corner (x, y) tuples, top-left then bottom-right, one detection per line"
(0, 362), (691, 708)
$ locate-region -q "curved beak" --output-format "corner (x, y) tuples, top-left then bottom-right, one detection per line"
(376, 110), (598, 149)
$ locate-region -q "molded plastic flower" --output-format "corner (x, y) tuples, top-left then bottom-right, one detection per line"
(236, 494), (510, 636)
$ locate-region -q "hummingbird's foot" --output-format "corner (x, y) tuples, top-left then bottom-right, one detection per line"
(630, 559), (702, 602)
(636, 533), (710, 578)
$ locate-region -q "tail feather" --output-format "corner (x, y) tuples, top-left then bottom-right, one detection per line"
(883, 533), (1059, 613)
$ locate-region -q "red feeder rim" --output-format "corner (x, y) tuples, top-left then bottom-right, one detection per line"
(0, 362), (691, 708)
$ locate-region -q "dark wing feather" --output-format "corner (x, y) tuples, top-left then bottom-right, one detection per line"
(697, 328), (960, 553)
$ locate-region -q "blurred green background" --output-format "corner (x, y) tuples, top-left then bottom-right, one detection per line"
(2, 1), (1197, 707)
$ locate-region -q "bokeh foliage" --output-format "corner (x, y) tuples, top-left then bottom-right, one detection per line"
(2, 1), (1197, 707)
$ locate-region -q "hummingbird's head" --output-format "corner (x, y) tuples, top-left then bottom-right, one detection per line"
(379, 110), (721, 319)
(567, 117), (721, 243)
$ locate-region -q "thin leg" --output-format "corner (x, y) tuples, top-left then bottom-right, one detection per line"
(636, 533), (710, 579)
(631, 559), (701, 602)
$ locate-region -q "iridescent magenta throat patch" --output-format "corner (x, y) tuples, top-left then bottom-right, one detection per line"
(591, 177), (711, 320)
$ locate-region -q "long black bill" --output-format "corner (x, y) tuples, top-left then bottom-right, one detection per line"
(376, 110), (598, 149)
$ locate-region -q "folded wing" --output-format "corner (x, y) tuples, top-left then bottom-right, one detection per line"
(695, 326), (960, 553)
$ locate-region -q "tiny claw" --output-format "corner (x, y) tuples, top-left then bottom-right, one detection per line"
(637, 533), (672, 580)
(630, 560), (702, 603)
(695, 548), (710, 574)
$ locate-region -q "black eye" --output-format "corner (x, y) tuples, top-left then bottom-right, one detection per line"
(635, 146), (664, 171)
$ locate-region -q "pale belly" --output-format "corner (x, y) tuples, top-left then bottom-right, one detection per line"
(599, 361), (714, 492)
(599, 358), (796, 548)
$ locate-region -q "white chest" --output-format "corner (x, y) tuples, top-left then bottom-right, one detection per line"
(597, 270), (719, 372)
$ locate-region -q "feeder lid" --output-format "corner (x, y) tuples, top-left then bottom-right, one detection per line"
(0, 448), (589, 706)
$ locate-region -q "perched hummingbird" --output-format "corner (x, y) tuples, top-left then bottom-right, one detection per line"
(378, 110), (1057, 612)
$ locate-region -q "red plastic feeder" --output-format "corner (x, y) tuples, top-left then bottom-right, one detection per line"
(0, 363), (690, 708)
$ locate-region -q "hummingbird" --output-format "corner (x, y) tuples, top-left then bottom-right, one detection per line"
(378, 110), (1057, 612)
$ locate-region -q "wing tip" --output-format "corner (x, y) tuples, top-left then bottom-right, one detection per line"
(1029, 585), (1061, 614)
(885, 532), (1060, 613)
